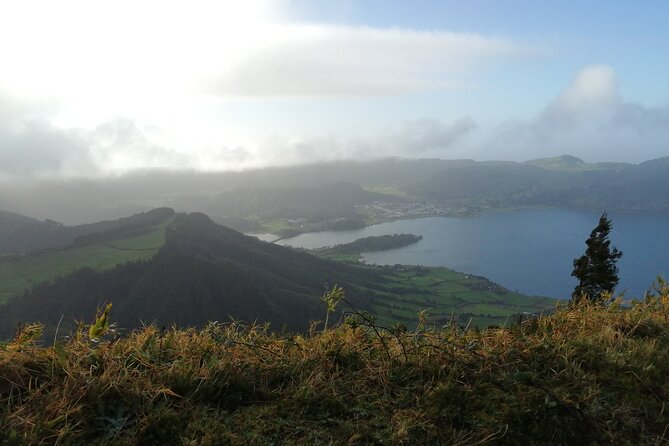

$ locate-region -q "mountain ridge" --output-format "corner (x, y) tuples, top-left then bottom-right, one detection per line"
(0, 208), (175, 256)
(0, 211), (557, 339)
(0, 212), (387, 337)
(3, 155), (668, 226)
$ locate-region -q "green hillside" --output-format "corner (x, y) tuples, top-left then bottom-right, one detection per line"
(409, 156), (669, 211)
(312, 234), (422, 262)
(308, 234), (554, 327)
(2, 289), (668, 444)
(0, 215), (174, 304)
(367, 266), (554, 328)
(0, 213), (555, 339)
(0, 208), (175, 256)
(0, 213), (389, 337)
(4, 157), (669, 232)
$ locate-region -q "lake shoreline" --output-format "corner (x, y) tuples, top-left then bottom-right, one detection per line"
(251, 205), (669, 242)
(273, 209), (669, 300)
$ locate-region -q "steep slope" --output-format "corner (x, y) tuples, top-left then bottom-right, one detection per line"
(0, 214), (173, 304)
(0, 208), (175, 256)
(0, 213), (387, 337)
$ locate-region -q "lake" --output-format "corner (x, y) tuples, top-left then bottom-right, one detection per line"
(277, 209), (669, 299)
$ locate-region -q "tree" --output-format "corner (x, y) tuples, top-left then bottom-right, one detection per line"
(571, 212), (623, 302)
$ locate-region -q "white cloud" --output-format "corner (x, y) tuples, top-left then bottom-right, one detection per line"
(246, 116), (477, 167)
(488, 65), (669, 162)
(0, 0), (532, 176)
(87, 120), (191, 174)
(0, 93), (95, 177)
(387, 117), (478, 154)
(546, 65), (619, 123)
(0, 76), (475, 176)
(0, 93), (194, 178)
(201, 26), (529, 97)
(5, 60), (668, 179)
(0, 1), (538, 176)
(0, 0), (280, 104)
(0, 2), (532, 104)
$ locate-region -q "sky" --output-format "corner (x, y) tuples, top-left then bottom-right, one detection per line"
(1, 0), (668, 178)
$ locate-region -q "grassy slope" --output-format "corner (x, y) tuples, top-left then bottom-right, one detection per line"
(310, 247), (556, 328)
(362, 185), (410, 198)
(369, 268), (555, 328)
(0, 216), (174, 304)
(259, 219), (321, 237)
(2, 292), (668, 445)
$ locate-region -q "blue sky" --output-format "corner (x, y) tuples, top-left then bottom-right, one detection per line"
(283, 0), (669, 115)
(0, 0), (668, 177)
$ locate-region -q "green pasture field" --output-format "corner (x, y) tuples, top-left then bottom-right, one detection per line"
(0, 217), (174, 304)
(259, 219), (324, 238)
(309, 250), (362, 263)
(363, 185), (411, 198)
(309, 243), (556, 328)
(370, 267), (556, 327)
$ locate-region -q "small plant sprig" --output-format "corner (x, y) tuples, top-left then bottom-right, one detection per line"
(88, 303), (114, 342)
(321, 284), (345, 331)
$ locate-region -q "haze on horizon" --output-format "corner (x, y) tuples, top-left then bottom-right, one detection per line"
(1, 0), (668, 179)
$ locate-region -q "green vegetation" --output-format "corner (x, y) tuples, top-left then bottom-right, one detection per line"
(308, 234), (553, 328)
(320, 284), (345, 331)
(0, 213), (392, 338)
(201, 182), (395, 236)
(0, 208), (175, 256)
(572, 212), (623, 302)
(258, 218), (307, 237)
(409, 156), (669, 211)
(525, 154), (608, 171)
(0, 215), (556, 338)
(220, 154), (669, 238)
(329, 234), (421, 254)
(0, 216), (172, 304)
(5, 157), (669, 234)
(364, 266), (555, 328)
(2, 284), (668, 444)
(260, 216), (366, 238)
(363, 185), (411, 198)
(312, 234), (422, 262)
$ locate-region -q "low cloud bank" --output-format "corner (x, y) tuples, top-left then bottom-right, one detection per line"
(488, 65), (669, 162)
(1, 65), (667, 179)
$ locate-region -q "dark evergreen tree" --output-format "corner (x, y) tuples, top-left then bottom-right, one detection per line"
(571, 212), (623, 302)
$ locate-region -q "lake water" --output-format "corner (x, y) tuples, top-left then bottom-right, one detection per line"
(277, 209), (669, 300)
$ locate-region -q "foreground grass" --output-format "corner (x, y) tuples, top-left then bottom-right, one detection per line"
(2, 290), (669, 445)
(0, 217), (173, 304)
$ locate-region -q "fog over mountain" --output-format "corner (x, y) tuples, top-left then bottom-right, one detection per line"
(1, 155), (667, 225)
